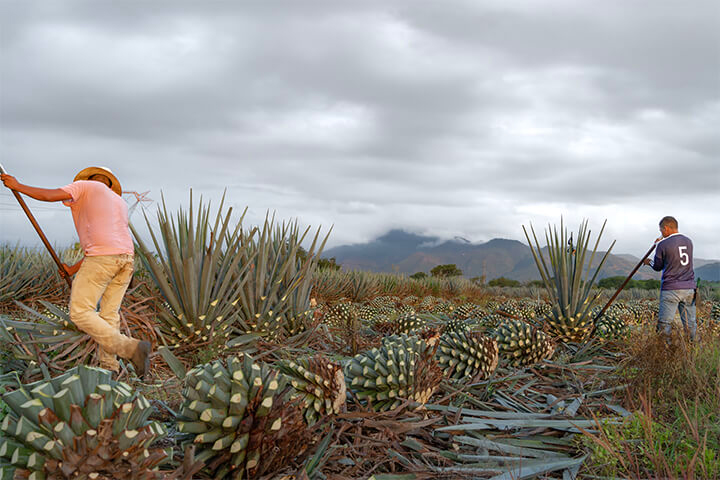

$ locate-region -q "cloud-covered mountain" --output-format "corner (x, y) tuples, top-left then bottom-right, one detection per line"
(324, 229), (719, 282)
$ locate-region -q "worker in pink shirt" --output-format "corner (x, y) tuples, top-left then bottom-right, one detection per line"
(1, 167), (152, 378)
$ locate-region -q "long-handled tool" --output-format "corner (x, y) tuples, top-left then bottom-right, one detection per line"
(0, 163), (73, 287)
(589, 242), (657, 335)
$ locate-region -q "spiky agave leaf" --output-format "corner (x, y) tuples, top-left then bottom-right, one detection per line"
(228, 215), (330, 340)
(177, 354), (311, 479)
(131, 191), (253, 353)
(436, 330), (498, 381)
(345, 336), (442, 411)
(0, 245), (60, 303)
(0, 301), (94, 376)
(523, 219), (616, 343)
(346, 271), (380, 303)
(494, 319), (555, 367)
(277, 355), (346, 424)
(0, 365), (168, 479)
(310, 270), (352, 304)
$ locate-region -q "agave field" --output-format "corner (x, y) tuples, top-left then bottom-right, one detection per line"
(1, 197), (719, 479)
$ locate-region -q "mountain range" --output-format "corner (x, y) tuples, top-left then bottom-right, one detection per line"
(323, 230), (720, 282)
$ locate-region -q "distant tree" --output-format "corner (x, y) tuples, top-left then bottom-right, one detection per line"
(597, 276), (629, 289)
(525, 280), (544, 288)
(470, 276), (483, 285)
(430, 264), (463, 278)
(410, 271), (427, 280)
(296, 246), (308, 263)
(317, 257), (341, 271)
(635, 279), (661, 290)
(488, 277), (520, 287)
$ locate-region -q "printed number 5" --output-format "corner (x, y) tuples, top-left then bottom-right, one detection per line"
(678, 246), (689, 266)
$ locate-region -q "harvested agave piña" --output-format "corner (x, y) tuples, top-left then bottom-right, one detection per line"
(345, 336), (442, 411)
(277, 355), (346, 424)
(382, 328), (440, 350)
(394, 313), (426, 334)
(452, 303), (477, 320)
(0, 365), (168, 480)
(443, 316), (473, 334)
(322, 303), (354, 327)
(373, 313), (427, 336)
(177, 355), (310, 479)
(494, 319), (555, 367)
(436, 330), (499, 380)
(594, 312), (628, 338)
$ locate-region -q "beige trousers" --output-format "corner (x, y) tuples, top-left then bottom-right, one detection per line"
(69, 254), (139, 370)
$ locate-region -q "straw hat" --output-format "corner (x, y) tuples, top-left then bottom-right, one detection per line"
(73, 166), (122, 196)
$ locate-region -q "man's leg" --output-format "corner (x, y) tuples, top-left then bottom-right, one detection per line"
(677, 289), (697, 341)
(97, 255), (135, 371)
(657, 290), (680, 338)
(69, 256), (139, 361)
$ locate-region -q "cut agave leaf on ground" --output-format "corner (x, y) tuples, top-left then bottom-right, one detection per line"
(488, 455), (586, 480)
(453, 435), (568, 458)
(157, 346), (187, 379)
(436, 417), (619, 433)
(605, 403), (632, 417)
(369, 475), (419, 480)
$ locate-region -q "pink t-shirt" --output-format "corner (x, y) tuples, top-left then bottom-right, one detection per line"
(60, 180), (134, 256)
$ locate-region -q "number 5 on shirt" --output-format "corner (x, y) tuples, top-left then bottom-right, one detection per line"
(678, 246), (689, 266)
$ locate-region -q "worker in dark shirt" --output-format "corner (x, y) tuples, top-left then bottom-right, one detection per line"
(642, 216), (697, 340)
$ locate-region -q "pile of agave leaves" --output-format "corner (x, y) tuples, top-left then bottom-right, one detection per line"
(1, 197), (713, 480)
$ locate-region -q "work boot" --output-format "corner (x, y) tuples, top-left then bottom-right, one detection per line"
(131, 341), (152, 379)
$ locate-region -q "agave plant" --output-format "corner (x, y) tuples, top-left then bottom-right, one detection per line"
(436, 330), (499, 380)
(177, 354), (312, 479)
(0, 365), (169, 479)
(494, 319), (555, 367)
(0, 246), (61, 303)
(345, 334), (442, 411)
(346, 271), (380, 303)
(131, 192), (254, 353)
(310, 270), (352, 304)
(0, 301), (93, 378)
(277, 355), (346, 424)
(523, 219), (615, 343)
(373, 312), (428, 336)
(226, 213), (330, 340)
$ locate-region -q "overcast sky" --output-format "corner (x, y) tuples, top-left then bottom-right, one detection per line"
(1, 1), (719, 259)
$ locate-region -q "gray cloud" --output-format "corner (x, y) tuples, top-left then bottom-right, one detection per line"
(1, 0), (718, 259)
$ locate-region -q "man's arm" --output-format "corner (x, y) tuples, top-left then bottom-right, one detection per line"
(1, 174), (71, 202)
(648, 243), (664, 272)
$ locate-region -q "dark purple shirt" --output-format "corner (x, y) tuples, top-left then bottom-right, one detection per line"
(650, 233), (696, 290)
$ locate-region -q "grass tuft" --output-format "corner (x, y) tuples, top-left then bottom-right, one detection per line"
(582, 326), (720, 478)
